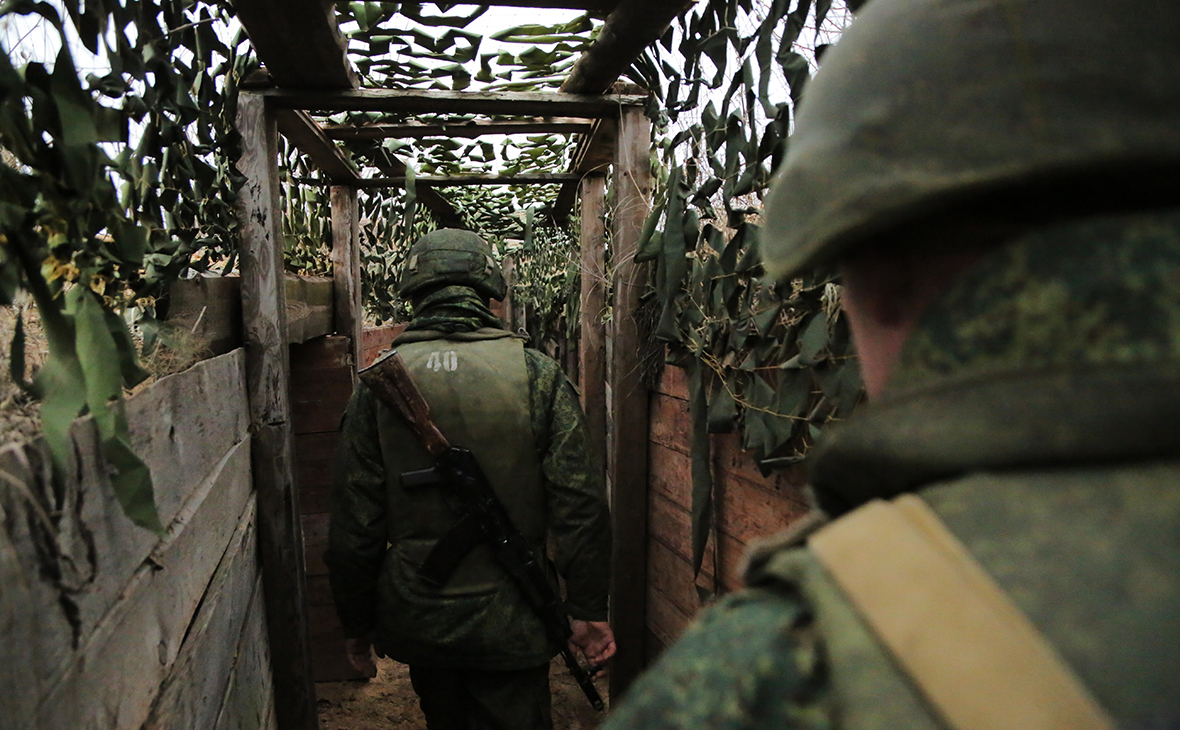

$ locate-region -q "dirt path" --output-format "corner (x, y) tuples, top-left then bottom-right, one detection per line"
(316, 656), (609, 730)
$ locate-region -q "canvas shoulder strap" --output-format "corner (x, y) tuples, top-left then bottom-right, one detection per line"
(807, 495), (1115, 730)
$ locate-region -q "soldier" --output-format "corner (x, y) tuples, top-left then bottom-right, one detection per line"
(603, 0), (1180, 727)
(326, 229), (614, 730)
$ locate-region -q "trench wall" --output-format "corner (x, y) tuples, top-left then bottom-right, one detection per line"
(0, 350), (276, 730)
(644, 364), (813, 660)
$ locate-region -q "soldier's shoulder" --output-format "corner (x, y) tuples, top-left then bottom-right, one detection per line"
(603, 573), (827, 730)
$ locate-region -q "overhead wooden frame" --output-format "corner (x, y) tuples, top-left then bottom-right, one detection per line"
(229, 4), (698, 727)
(275, 109), (359, 184)
(321, 117), (594, 141)
(261, 88), (646, 117)
(297, 173), (582, 188)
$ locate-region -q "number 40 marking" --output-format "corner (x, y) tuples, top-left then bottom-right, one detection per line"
(426, 351), (458, 372)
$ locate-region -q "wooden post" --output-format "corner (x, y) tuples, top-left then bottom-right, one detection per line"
(608, 104), (652, 700)
(235, 92), (320, 730)
(330, 185), (362, 373)
(578, 173), (608, 487)
(498, 254), (516, 333)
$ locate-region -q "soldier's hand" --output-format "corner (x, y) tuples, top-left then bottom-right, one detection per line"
(344, 635), (378, 678)
(569, 620), (616, 667)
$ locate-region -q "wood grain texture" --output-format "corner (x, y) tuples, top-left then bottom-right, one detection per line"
(276, 110), (358, 183)
(285, 275), (334, 345)
(648, 390), (691, 457)
(230, 0), (356, 89)
(645, 581), (691, 652)
(262, 87), (646, 117)
(360, 324), (406, 368)
(252, 422), (319, 730)
(238, 91), (318, 730)
(165, 275), (244, 355)
(15, 438), (253, 729)
(0, 350), (250, 728)
(654, 359), (690, 399)
(578, 173), (608, 486)
(290, 374), (353, 435)
(236, 92), (292, 425)
(647, 447), (744, 592)
(143, 494), (260, 730)
(213, 576), (279, 730)
(166, 276), (333, 349)
(322, 117), (593, 140)
(560, 0), (694, 94)
(333, 173), (580, 188)
(552, 116), (618, 223)
(608, 104), (653, 699)
(330, 185), (362, 367)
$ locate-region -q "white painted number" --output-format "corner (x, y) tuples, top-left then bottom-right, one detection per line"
(426, 351), (459, 372)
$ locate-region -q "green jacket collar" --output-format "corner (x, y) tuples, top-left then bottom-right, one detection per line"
(810, 208), (1180, 514)
(809, 362), (1180, 514)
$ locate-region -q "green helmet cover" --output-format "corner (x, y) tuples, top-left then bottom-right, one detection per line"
(762, 0), (1180, 280)
(398, 229), (507, 301)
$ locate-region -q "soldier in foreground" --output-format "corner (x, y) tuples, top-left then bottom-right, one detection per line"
(604, 0), (1180, 727)
(326, 229), (614, 729)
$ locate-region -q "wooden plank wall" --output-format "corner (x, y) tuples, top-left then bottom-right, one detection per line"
(289, 335), (363, 682)
(645, 363), (813, 660)
(359, 323), (407, 369)
(0, 350), (277, 730)
(166, 273), (335, 355)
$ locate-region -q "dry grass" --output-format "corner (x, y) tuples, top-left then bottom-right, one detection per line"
(0, 297), (212, 445)
(131, 323), (212, 396)
(0, 295), (47, 445)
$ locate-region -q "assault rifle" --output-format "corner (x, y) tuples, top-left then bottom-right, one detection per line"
(359, 351), (606, 711)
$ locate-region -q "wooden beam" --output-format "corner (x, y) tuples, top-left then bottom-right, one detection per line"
(561, 0), (695, 94)
(608, 104), (653, 700)
(578, 173), (608, 491)
(552, 116), (618, 224)
(262, 88), (646, 117)
(322, 117), (594, 140)
(330, 185), (362, 371)
(231, 0), (356, 89)
(299, 173), (579, 188)
(361, 153), (467, 230)
(276, 110), (359, 184)
(233, 92), (319, 730)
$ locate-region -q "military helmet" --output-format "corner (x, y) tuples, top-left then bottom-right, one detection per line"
(761, 0), (1180, 279)
(398, 229), (507, 301)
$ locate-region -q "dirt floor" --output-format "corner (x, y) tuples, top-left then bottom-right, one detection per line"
(316, 655), (609, 730)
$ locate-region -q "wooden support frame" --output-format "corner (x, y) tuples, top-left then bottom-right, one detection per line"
(331, 185), (362, 371)
(262, 88), (647, 117)
(552, 116), (619, 224)
(322, 117), (594, 140)
(561, 0), (696, 94)
(298, 173), (579, 188)
(277, 110), (359, 184)
(230, 0), (356, 88)
(608, 104), (653, 700)
(578, 173), (609, 488)
(234, 92), (319, 730)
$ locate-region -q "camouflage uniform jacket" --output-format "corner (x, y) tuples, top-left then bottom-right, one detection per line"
(327, 311), (610, 671)
(603, 210), (1180, 729)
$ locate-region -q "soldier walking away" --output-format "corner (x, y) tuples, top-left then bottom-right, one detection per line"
(327, 229), (615, 730)
(603, 0), (1180, 728)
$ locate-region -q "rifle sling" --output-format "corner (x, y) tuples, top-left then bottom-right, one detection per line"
(416, 512), (484, 587)
(808, 495), (1114, 730)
